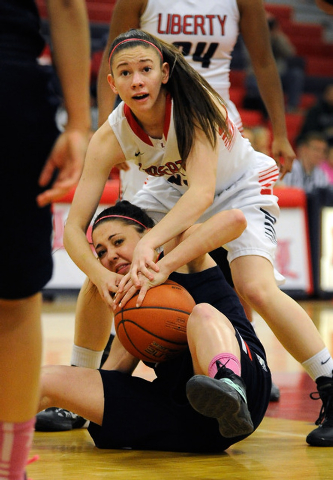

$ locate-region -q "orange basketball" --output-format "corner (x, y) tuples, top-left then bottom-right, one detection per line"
(114, 280), (196, 363)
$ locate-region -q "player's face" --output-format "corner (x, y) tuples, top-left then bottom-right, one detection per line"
(107, 45), (169, 114)
(92, 221), (143, 275)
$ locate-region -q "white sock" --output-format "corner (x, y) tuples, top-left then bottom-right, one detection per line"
(302, 348), (333, 381)
(111, 320), (116, 336)
(71, 345), (104, 369)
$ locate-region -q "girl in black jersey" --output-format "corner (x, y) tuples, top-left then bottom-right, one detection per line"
(38, 201), (271, 452)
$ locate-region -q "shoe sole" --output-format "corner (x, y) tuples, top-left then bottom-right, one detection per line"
(306, 428), (333, 447)
(35, 417), (74, 432)
(35, 415), (89, 432)
(186, 375), (254, 438)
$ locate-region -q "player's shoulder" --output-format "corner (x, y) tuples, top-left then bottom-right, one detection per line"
(108, 101), (125, 125)
(89, 119), (125, 164)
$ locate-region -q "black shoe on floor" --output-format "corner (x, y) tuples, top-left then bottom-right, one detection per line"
(306, 374), (333, 446)
(270, 382), (281, 402)
(35, 407), (89, 432)
(186, 366), (254, 438)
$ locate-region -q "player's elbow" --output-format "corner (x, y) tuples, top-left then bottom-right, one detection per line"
(200, 188), (215, 210)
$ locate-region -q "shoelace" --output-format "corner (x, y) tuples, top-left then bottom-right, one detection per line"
(25, 455), (39, 480)
(214, 360), (231, 380)
(310, 390), (333, 425)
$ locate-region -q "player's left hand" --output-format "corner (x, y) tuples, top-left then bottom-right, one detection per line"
(129, 239), (159, 287)
(115, 268), (169, 309)
(36, 129), (89, 207)
(271, 136), (296, 181)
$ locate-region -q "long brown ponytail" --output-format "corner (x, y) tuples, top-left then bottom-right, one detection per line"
(109, 29), (231, 166)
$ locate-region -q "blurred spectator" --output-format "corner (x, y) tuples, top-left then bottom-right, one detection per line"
(243, 125), (271, 155)
(244, 14), (305, 115)
(242, 126), (255, 145)
(252, 125), (271, 156)
(283, 132), (329, 192)
(319, 139), (333, 183)
(297, 84), (333, 143)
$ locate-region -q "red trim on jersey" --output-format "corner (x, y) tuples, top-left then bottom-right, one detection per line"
(260, 188), (273, 195)
(218, 104), (236, 151)
(244, 340), (253, 361)
(259, 165), (279, 194)
(259, 165), (279, 184)
(124, 103), (153, 146)
(123, 93), (172, 146)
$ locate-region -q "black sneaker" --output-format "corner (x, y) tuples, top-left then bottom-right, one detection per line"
(186, 366), (254, 438)
(306, 375), (333, 446)
(270, 382), (281, 402)
(35, 407), (89, 432)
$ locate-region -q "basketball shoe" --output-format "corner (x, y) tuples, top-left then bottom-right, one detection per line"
(35, 408), (89, 432)
(306, 374), (333, 446)
(186, 365), (254, 438)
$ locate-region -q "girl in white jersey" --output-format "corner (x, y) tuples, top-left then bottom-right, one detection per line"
(97, 0), (295, 177)
(64, 29), (333, 447)
(97, 0), (294, 334)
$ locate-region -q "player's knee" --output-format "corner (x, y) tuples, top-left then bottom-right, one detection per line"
(187, 303), (234, 349)
(40, 365), (64, 399)
(189, 303), (215, 320)
(188, 303), (220, 332)
(237, 280), (272, 310)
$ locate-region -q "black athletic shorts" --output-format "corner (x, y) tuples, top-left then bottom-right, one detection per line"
(88, 266), (271, 452)
(0, 57), (60, 299)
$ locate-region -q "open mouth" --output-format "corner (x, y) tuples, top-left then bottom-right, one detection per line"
(133, 93), (149, 100)
(116, 264), (130, 275)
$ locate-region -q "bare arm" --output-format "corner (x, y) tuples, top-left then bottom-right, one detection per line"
(128, 128), (218, 286)
(63, 122), (126, 306)
(159, 209), (247, 278)
(97, 0), (146, 126)
(37, 0), (91, 206)
(117, 209), (247, 307)
(237, 0), (295, 178)
(74, 277), (114, 352)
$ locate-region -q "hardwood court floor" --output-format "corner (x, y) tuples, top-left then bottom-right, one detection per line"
(27, 296), (333, 480)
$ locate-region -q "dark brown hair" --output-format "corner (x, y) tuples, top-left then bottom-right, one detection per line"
(109, 29), (231, 167)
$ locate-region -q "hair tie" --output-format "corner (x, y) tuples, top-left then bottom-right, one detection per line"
(109, 38), (163, 67)
(94, 214), (148, 230)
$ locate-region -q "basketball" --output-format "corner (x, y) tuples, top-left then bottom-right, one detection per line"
(114, 280), (196, 363)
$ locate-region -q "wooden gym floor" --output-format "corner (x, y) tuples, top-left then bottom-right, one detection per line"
(27, 296), (333, 479)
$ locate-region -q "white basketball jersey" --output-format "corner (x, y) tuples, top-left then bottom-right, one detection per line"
(108, 95), (275, 195)
(109, 94), (183, 180)
(140, 0), (240, 102)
